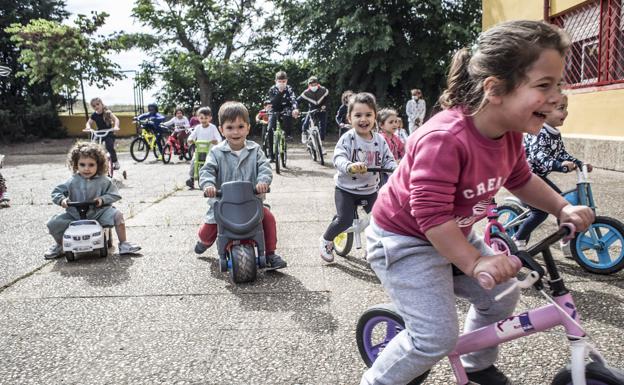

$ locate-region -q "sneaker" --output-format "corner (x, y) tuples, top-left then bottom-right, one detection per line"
(467, 365), (515, 385)
(513, 238), (527, 250)
(194, 241), (209, 254)
(185, 178), (194, 190)
(119, 241), (141, 255)
(113, 161), (121, 170)
(266, 253), (287, 269)
(319, 236), (334, 262)
(44, 244), (63, 259)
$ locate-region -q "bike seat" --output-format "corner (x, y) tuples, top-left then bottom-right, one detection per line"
(214, 181), (264, 234)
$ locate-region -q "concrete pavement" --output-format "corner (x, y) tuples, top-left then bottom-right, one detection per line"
(0, 139), (623, 384)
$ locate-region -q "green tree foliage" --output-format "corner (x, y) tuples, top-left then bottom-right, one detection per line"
(7, 12), (124, 119)
(276, 0), (481, 113)
(137, 57), (313, 129)
(0, 0), (67, 141)
(125, 0), (278, 107)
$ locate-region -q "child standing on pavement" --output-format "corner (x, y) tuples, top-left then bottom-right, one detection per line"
(194, 101), (287, 270)
(44, 142), (141, 259)
(319, 93), (397, 263)
(360, 21), (594, 385)
(513, 93), (593, 246)
(185, 107), (221, 189)
(377, 108), (404, 187)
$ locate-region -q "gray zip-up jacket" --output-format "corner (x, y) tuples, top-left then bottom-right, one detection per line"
(51, 173), (121, 218)
(199, 140), (272, 223)
(333, 129), (396, 195)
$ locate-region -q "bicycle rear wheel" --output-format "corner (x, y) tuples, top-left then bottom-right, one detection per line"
(130, 137), (149, 162)
(153, 137), (165, 159)
(281, 137), (287, 168)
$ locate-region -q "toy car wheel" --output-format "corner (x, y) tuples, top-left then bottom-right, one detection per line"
(65, 251), (75, 262)
(230, 244), (257, 283)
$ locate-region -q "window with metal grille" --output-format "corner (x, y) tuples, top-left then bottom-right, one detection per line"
(552, 0), (624, 89)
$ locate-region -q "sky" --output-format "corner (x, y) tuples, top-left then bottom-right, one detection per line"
(65, 0), (159, 106)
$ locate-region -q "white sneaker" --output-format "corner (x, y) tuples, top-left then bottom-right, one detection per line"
(113, 161), (121, 170)
(319, 236), (334, 262)
(119, 241), (141, 255)
(44, 244), (63, 259)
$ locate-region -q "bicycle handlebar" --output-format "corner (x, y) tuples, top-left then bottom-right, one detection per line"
(83, 128), (117, 137)
(204, 187), (271, 198)
(66, 200), (98, 207)
(477, 223), (576, 290)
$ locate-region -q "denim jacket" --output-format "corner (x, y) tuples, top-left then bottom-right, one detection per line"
(199, 140), (272, 223)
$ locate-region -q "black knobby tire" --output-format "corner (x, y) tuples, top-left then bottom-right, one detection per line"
(107, 156), (114, 179)
(229, 244), (257, 283)
(334, 232), (354, 257)
(274, 139), (281, 174)
(309, 143), (318, 162)
(314, 131), (324, 166)
(162, 143), (172, 164)
(107, 228), (113, 248)
(65, 251), (75, 262)
(571, 216), (624, 275)
(130, 137), (149, 162)
(263, 127), (273, 160)
(551, 362), (624, 385)
(281, 139), (287, 168)
(497, 203), (525, 238)
(356, 304), (430, 385)
(488, 231), (519, 256)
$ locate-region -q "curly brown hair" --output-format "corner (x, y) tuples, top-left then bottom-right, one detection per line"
(67, 142), (108, 176)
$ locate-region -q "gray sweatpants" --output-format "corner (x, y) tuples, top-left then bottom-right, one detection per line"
(360, 219), (520, 385)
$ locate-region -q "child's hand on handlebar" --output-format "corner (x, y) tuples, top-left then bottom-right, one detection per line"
(255, 182), (269, 194)
(94, 198), (103, 207)
(562, 161), (577, 172)
(61, 198), (68, 209)
(348, 162), (367, 174)
(558, 204), (594, 233)
(204, 186), (217, 198)
(473, 253), (522, 288)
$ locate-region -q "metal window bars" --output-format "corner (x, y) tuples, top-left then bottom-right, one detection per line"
(552, 0), (624, 89)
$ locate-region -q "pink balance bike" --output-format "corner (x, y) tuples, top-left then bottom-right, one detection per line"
(484, 197), (519, 256)
(356, 224), (624, 384)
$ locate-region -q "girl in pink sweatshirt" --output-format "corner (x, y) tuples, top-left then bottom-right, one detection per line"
(360, 20), (595, 385)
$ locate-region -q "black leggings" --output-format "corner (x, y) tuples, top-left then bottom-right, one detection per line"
(102, 133), (118, 163)
(323, 187), (377, 241)
(514, 176), (562, 241)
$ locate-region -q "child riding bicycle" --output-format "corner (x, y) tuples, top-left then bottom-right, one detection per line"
(44, 142), (141, 259)
(513, 93), (593, 248)
(194, 101), (286, 270)
(319, 92), (397, 263)
(185, 107), (221, 189)
(136, 103), (166, 159)
(335, 90), (354, 138)
(85, 97), (121, 170)
(359, 21), (594, 385)
(266, 71), (299, 151)
(162, 107), (191, 159)
(298, 76), (329, 143)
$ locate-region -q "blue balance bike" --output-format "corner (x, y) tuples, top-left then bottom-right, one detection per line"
(496, 164), (624, 275)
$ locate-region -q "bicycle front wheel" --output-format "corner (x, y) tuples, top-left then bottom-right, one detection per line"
(313, 131), (324, 166)
(162, 143), (172, 164)
(571, 216), (624, 275)
(274, 138), (281, 174)
(153, 137), (165, 159)
(333, 232), (353, 257)
(130, 137), (149, 162)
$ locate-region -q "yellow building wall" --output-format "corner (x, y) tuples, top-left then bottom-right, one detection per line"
(60, 114), (137, 137)
(483, 0), (624, 139)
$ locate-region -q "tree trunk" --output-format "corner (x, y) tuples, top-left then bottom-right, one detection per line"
(80, 76), (89, 121)
(195, 67), (212, 108)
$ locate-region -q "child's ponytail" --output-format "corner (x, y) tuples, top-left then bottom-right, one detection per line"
(439, 20), (570, 115)
(438, 48), (473, 111)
